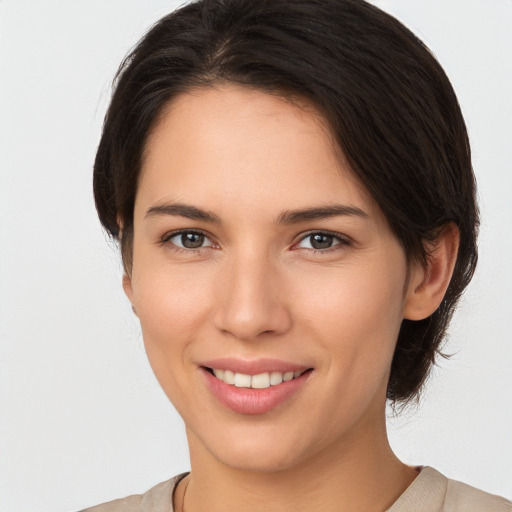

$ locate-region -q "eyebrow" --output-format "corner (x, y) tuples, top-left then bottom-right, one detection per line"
(145, 202), (368, 225)
(276, 204), (368, 224)
(145, 203), (221, 223)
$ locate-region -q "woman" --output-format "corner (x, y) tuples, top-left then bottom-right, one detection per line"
(83, 0), (510, 510)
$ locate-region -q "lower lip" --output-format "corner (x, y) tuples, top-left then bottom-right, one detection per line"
(202, 368), (311, 415)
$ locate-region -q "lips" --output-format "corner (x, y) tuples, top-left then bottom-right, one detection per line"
(200, 358), (313, 415)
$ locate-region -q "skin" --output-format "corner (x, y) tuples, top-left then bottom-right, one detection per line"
(123, 85), (458, 512)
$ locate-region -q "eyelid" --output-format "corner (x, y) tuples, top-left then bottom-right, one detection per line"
(158, 228), (350, 253)
(292, 230), (351, 251)
(159, 228), (217, 250)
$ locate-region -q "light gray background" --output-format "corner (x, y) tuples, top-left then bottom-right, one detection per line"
(1, 1), (511, 511)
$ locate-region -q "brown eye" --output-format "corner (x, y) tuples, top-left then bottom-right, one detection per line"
(181, 232), (205, 248)
(166, 231), (213, 250)
(296, 232), (347, 251)
(309, 234), (334, 249)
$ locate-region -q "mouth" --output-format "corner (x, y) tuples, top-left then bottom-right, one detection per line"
(200, 363), (313, 415)
(204, 367), (311, 389)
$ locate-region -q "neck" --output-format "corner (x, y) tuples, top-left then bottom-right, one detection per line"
(182, 415), (418, 512)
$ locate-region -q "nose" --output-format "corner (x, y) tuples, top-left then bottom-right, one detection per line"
(213, 251), (292, 342)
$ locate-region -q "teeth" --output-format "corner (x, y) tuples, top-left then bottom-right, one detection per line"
(211, 369), (305, 389)
(224, 370), (235, 385)
(270, 371), (284, 385)
(251, 372), (270, 389)
(234, 373), (251, 388)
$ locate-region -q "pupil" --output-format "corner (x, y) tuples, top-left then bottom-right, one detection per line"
(311, 234), (333, 249)
(182, 232), (204, 249)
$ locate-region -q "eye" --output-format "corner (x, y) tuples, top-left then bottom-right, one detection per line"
(295, 232), (347, 251)
(163, 230), (214, 250)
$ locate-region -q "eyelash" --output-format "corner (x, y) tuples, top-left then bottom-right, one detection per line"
(159, 229), (351, 255)
(292, 230), (351, 254)
(159, 229), (217, 254)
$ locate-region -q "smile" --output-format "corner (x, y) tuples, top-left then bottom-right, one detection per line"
(202, 364), (313, 415)
(210, 368), (306, 389)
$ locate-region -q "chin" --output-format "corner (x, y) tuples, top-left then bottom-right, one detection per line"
(188, 418), (324, 475)
(214, 443), (306, 474)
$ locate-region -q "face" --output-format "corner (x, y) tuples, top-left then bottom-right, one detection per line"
(125, 85), (419, 473)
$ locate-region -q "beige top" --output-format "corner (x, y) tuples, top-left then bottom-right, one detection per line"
(80, 467), (511, 512)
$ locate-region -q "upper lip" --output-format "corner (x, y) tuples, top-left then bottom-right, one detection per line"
(201, 357), (311, 375)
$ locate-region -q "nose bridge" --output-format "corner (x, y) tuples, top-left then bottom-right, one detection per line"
(214, 245), (291, 341)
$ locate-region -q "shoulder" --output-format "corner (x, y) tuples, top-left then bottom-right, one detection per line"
(444, 475), (512, 512)
(78, 474), (187, 512)
(388, 467), (511, 512)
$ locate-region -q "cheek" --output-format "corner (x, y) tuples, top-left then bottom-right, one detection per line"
(293, 260), (405, 372)
(132, 243), (215, 323)
(131, 263), (216, 377)
(290, 262), (406, 435)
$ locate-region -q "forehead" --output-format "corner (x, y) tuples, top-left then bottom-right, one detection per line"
(138, 84), (378, 219)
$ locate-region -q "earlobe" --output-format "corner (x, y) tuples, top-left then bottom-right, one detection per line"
(403, 224), (460, 321)
(122, 273), (137, 316)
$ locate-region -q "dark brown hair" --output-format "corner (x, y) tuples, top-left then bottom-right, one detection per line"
(93, 0), (478, 403)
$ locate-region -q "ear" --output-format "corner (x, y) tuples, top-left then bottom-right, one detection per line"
(122, 273), (137, 316)
(403, 224), (460, 321)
